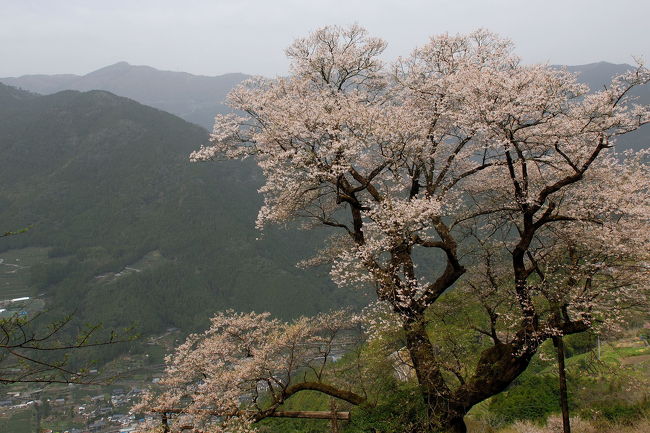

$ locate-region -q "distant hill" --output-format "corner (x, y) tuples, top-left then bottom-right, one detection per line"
(0, 82), (37, 104)
(0, 63), (249, 129)
(0, 84), (357, 350)
(565, 62), (636, 89)
(2, 61), (648, 149)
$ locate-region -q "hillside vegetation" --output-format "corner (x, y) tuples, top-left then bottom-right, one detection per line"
(0, 84), (359, 361)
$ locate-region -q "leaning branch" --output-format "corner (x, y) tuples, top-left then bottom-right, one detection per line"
(284, 381), (366, 406)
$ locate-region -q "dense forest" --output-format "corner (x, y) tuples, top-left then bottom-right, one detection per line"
(0, 83), (362, 363)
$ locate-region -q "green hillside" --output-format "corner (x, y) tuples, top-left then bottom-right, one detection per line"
(0, 84), (359, 347)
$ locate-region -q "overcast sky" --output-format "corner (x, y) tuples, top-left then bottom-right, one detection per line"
(1, 0), (649, 77)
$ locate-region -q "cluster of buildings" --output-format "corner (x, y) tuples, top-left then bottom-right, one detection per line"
(0, 385), (155, 433)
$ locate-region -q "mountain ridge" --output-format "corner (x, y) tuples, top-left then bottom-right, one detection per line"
(1, 63), (250, 129)
(3, 61), (648, 131)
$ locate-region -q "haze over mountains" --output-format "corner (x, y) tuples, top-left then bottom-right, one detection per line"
(0, 62), (249, 130)
(3, 61), (649, 135)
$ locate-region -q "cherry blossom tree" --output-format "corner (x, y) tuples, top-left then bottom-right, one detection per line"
(135, 310), (367, 432)
(146, 26), (649, 432)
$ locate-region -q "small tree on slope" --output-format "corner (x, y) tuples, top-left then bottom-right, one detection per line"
(142, 26), (650, 433)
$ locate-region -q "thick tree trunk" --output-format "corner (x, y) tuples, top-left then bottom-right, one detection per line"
(401, 316), (560, 432)
(432, 344), (536, 433)
(403, 316), (470, 432)
(404, 318), (447, 399)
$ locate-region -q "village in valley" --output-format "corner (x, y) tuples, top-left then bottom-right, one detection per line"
(0, 345), (171, 433)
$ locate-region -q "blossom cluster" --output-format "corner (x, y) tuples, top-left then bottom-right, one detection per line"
(135, 310), (360, 432)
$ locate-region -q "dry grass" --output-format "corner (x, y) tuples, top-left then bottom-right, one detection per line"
(481, 415), (650, 433)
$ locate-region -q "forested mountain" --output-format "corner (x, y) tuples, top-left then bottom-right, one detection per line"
(0, 63), (249, 129)
(0, 84), (358, 342)
(0, 83), (37, 104)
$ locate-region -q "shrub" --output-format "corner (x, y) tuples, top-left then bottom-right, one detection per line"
(488, 375), (561, 424)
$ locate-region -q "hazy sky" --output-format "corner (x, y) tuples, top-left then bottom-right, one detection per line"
(1, 0), (649, 77)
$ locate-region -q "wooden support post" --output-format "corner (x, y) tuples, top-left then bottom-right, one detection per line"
(330, 398), (340, 433)
(553, 336), (571, 433)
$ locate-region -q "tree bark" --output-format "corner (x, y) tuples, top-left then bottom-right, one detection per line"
(403, 316), (471, 432)
(284, 381), (366, 406)
(404, 318), (449, 402)
(399, 312), (587, 433)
